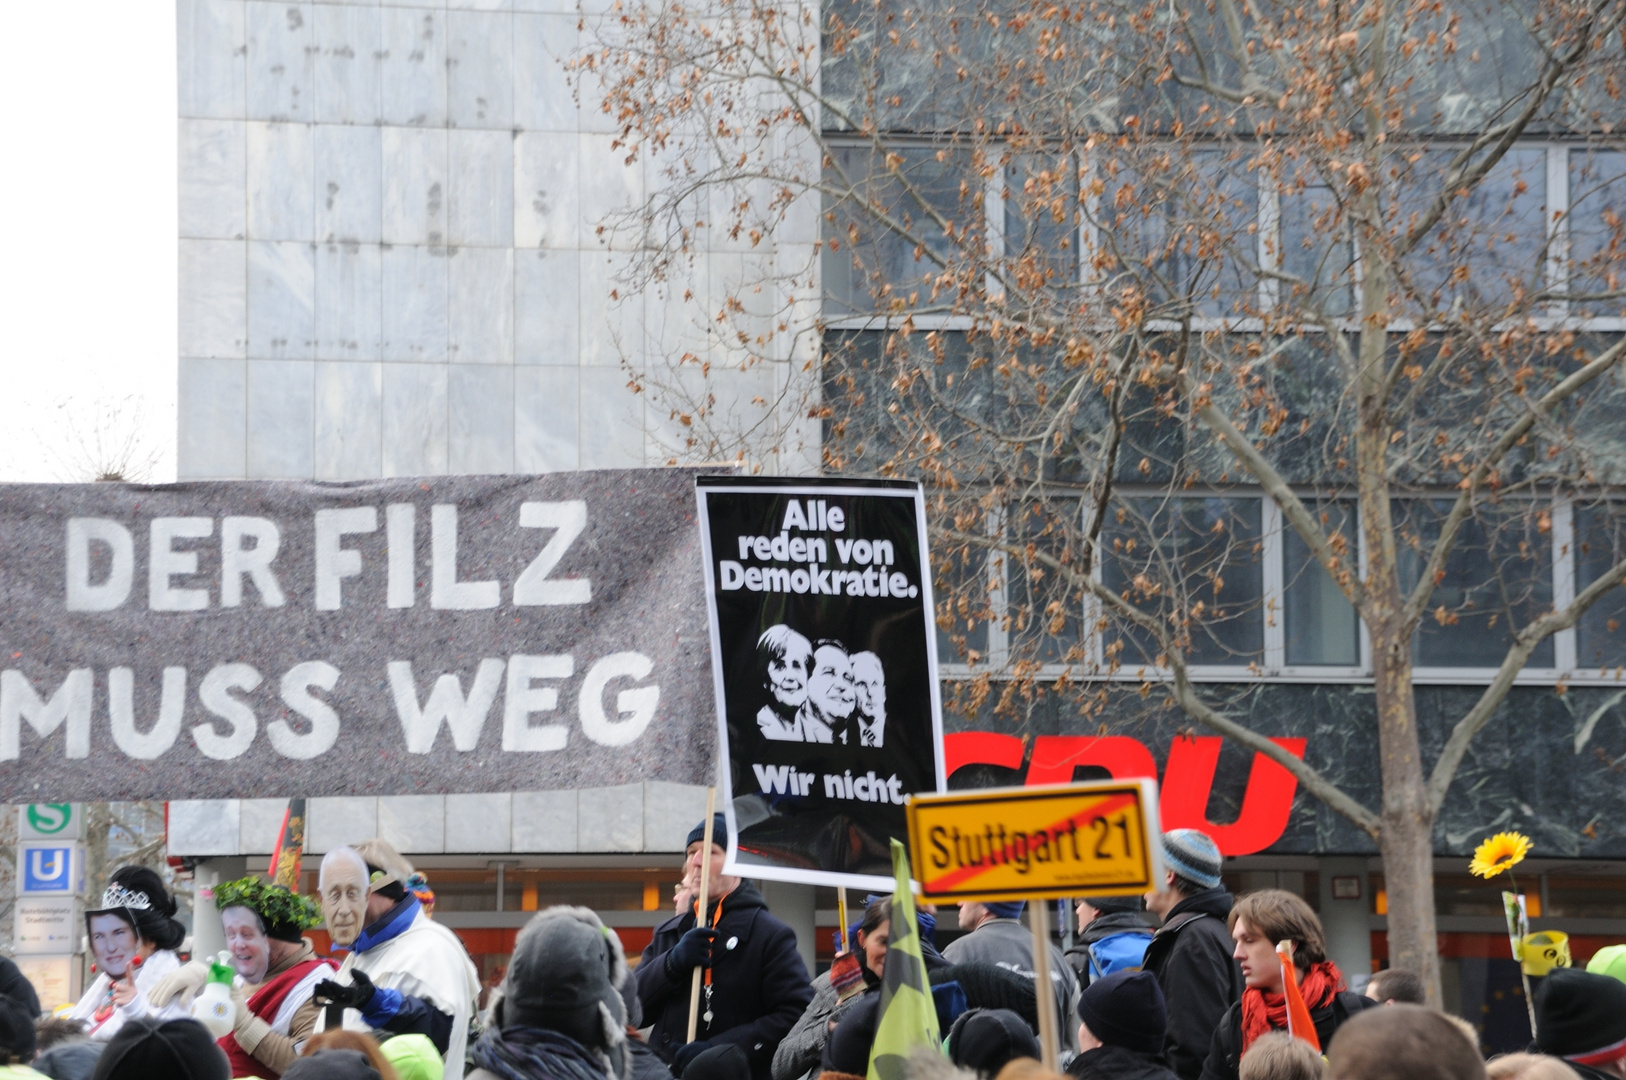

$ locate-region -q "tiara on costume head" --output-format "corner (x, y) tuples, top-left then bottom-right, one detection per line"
(99, 884), (153, 911)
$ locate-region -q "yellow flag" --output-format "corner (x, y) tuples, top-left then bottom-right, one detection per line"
(868, 838), (941, 1080)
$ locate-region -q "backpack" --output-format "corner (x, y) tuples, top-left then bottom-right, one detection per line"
(1085, 929), (1154, 982)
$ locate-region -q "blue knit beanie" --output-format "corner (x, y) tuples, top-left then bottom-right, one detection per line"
(685, 814), (728, 850)
(1160, 829), (1222, 889)
(983, 901), (1026, 920)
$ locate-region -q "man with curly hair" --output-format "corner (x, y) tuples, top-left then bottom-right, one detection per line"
(150, 877), (336, 1078)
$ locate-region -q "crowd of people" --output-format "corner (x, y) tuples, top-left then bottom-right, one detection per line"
(2, 822), (1624, 1080)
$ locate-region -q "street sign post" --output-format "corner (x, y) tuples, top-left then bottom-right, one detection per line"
(906, 779), (1164, 1071)
(14, 896), (78, 955)
(20, 804), (81, 841)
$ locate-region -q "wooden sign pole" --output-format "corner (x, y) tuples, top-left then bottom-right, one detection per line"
(836, 887), (850, 954)
(686, 787), (718, 1044)
(1030, 898), (1059, 1072)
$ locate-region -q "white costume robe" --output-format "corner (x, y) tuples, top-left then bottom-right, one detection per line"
(315, 907), (480, 1069)
(67, 949), (191, 1041)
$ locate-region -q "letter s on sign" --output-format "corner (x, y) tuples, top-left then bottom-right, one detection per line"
(579, 652), (658, 747)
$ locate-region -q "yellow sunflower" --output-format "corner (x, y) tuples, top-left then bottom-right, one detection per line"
(1470, 832), (1532, 879)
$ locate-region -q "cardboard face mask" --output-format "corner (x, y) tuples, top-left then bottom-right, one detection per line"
(319, 848), (370, 948)
(221, 906), (271, 984)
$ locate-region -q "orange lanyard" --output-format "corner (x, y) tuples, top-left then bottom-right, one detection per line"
(692, 894), (725, 988)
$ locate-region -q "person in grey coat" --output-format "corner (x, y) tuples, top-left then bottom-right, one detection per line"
(773, 899), (895, 1080)
(941, 901), (1077, 1052)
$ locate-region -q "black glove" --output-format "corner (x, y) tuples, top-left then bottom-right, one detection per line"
(664, 928), (718, 980)
(672, 1038), (712, 1074)
(313, 969), (376, 1011)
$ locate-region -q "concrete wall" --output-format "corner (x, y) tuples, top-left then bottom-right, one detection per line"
(177, 0), (814, 480)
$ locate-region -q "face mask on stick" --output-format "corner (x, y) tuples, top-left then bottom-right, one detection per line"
(319, 847), (370, 948)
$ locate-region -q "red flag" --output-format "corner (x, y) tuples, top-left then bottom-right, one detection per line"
(1277, 942), (1320, 1052)
(268, 799), (307, 890)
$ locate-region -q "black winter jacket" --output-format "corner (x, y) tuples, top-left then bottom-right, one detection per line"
(1140, 890), (1244, 1080)
(1197, 989), (1377, 1080)
(1067, 1044), (1181, 1080)
(636, 881), (814, 1080)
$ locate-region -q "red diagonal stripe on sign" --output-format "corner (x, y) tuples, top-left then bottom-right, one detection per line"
(924, 792), (1139, 893)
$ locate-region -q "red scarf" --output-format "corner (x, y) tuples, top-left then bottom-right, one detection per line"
(1240, 960), (1344, 1052)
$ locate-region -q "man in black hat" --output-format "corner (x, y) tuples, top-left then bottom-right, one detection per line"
(1066, 897), (1154, 985)
(1068, 970), (1178, 1080)
(635, 815), (813, 1080)
(1535, 968), (1626, 1079)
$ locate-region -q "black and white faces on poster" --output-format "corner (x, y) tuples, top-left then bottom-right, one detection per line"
(696, 477), (945, 890)
(755, 626), (886, 749)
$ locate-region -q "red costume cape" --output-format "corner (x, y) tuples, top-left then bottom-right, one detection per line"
(220, 957), (336, 1079)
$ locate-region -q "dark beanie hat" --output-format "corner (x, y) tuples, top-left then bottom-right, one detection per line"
(983, 901), (1026, 920)
(685, 814), (728, 849)
(90, 1018), (230, 1080)
(947, 1008), (1041, 1078)
(1536, 968), (1626, 1066)
(282, 1050), (383, 1080)
(1076, 970), (1167, 1055)
(682, 1042), (751, 1080)
(941, 962), (1039, 1031)
(823, 993), (882, 1077)
(0, 996), (35, 1062)
(1083, 895), (1142, 915)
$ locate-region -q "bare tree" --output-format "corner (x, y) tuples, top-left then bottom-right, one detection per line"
(43, 394), (165, 484)
(584, 0), (1626, 998)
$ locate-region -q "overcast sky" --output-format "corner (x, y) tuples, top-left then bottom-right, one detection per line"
(0, 3), (177, 484)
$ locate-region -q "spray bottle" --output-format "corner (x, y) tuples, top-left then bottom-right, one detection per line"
(191, 951), (237, 1037)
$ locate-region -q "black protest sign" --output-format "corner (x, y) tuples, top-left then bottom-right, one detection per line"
(696, 477), (946, 888)
(0, 471), (714, 800)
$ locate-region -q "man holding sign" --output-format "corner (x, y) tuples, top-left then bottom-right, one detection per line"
(635, 815), (813, 1080)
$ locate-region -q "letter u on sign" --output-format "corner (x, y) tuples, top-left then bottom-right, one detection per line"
(22, 846), (73, 893)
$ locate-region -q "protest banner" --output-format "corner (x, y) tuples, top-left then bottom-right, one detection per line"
(695, 476), (946, 889)
(0, 471), (714, 801)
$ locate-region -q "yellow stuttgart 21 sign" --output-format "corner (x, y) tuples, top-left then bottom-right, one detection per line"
(905, 779), (1165, 902)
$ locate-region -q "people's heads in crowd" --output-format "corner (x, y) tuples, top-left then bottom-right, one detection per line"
(756, 625), (813, 712)
(297, 1030), (398, 1079)
(1228, 890), (1327, 993)
(1535, 968), (1626, 1076)
(0, 996), (36, 1065)
(683, 815), (738, 903)
(85, 866), (186, 978)
(1586, 943), (1626, 986)
(350, 837), (415, 923)
(1324, 1004), (1486, 1080)
(1239, 1031), (1324, 1080)
(1146, 829), (1223, 917)
(88, 1017), (230, 1080)
(991, 1060), (1068, 1080)
(33, 1016), (88, 1054)
(1074, 895), (1141, 932)
(1366, 968), (1426, 1005)
(214, 876), (322, 984)
(318, 847), (371, 948)
(494, 906), (629, 1076)
(946, 1008), (1040, 1078)
(1484, 1054), (1583, 1080)
(1075, 970), (1166, 1056)
(957, 901), (1024, 933)
(821, 993), (881, 1080)
(857, 895), (892, 978)
(33, 1038), (106, 1080)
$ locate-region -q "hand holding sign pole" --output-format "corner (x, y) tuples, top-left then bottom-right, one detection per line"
(906, 777), (1164, 1070)
(686, 787), (717, 1045)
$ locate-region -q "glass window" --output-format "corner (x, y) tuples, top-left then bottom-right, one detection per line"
(824, 146), (977, 317)
(1005, 155), (1080, 291)
(1396, 148), (1547, 313)
(1279, 180), (1356, 318)
(1093, 150), (1260, 320)
(1575, 504), (1626, 670)
(1102, 497), (1264, 666)
(1395, 500), (1554, 668)
(1284, 502), (1361, 666)
(1004, 500), (1085, 665)
(1568, 150), (1626, 319)
(934, 538), (992, 665)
